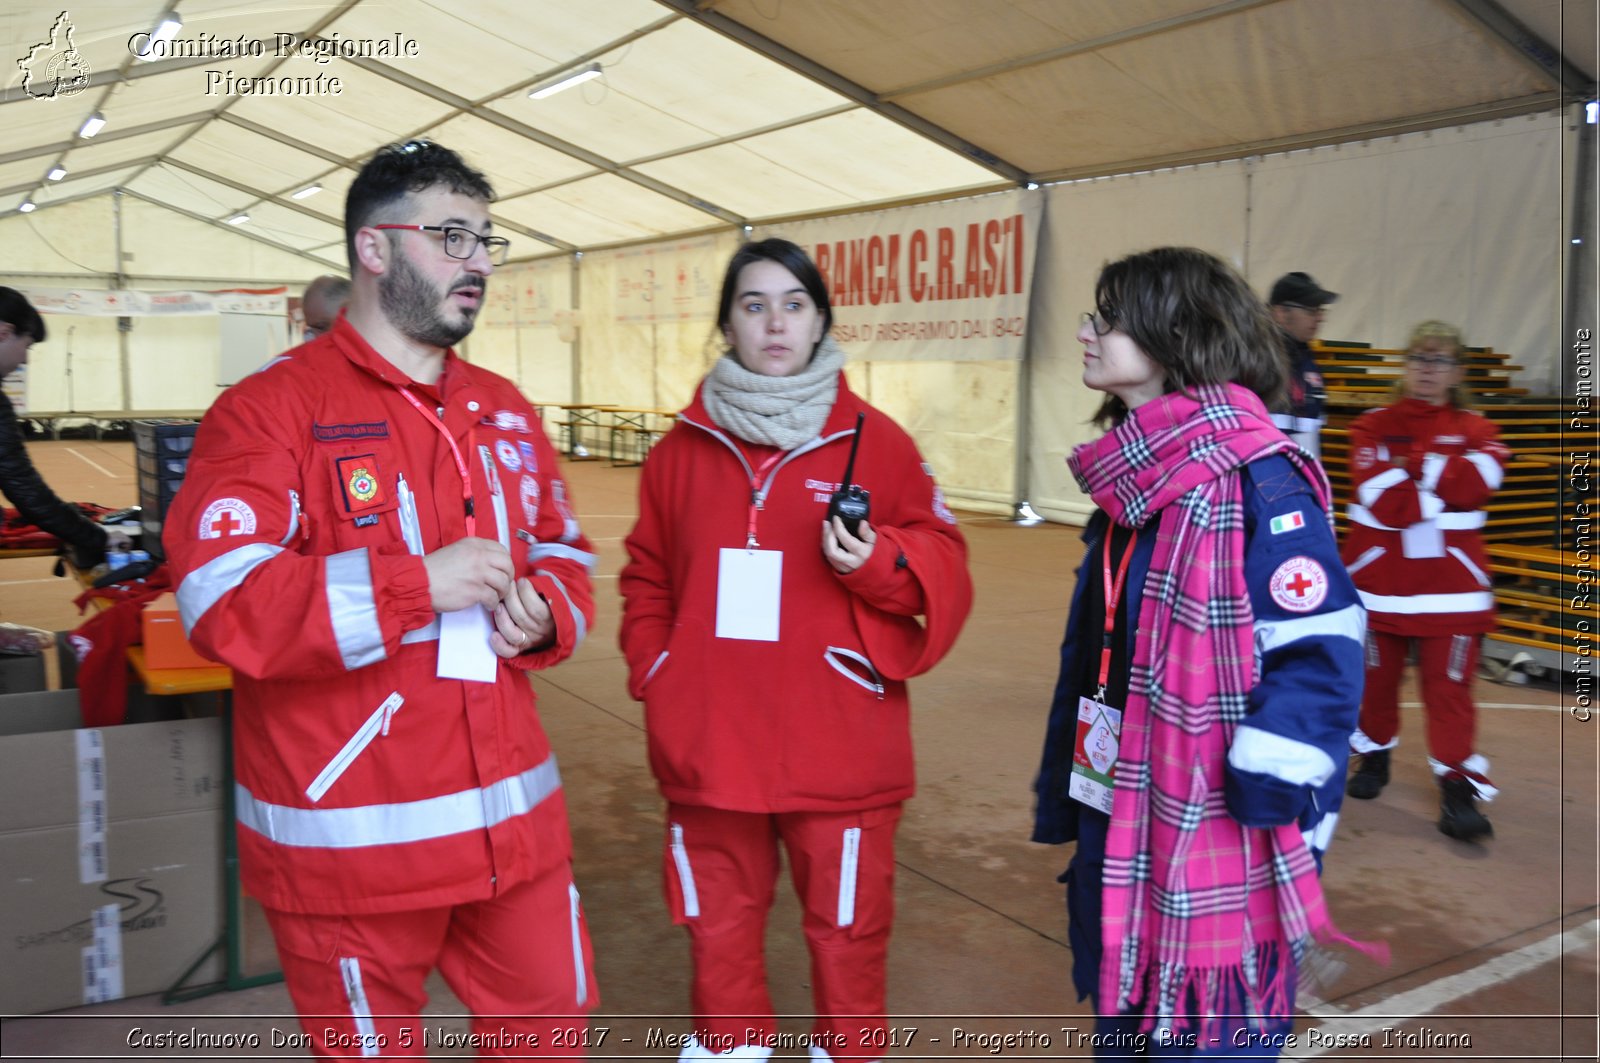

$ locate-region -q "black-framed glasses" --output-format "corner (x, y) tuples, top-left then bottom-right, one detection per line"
(1406, 352), (1458, 368)
(373, 224), (510, 266)
(1080, 309), (1116, 336)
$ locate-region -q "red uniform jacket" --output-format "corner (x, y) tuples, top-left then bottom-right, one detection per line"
(164, 319), (595, 915)
(619, 377), (972, 813)
(1341, 398), (1509, 636)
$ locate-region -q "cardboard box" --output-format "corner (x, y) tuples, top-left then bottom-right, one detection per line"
(140, 593), (218, 671)
(0, 652), (47, 694)
(0, 690), (224, 1014)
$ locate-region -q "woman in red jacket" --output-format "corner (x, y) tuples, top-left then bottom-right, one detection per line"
(1342, 321), (1510, 841)
(619, 238), (972, 1062)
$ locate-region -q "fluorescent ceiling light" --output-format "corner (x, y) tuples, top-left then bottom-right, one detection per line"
(78, 112), (106, 138)
(226, 213), (249, 225)
(19, 201), (37, 213)
(290, 184), (322, 200)
(136, 11), (183, 61)
(529, 62), (602, 100)
(46, 165), (67, 181)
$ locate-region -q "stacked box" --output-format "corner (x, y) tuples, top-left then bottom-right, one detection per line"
(131, 419), (198, 557)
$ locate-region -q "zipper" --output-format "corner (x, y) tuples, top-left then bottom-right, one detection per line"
(305, 692), (404, 803)
(837, 826), (861, 927)
(669, 822), (701, 917)
(642, 650), (669, 688)
(677, 413), (854, 544)
(568, 883), (588, 1007)
(477, 445), (511, 551)
(823, 646), (885, 699)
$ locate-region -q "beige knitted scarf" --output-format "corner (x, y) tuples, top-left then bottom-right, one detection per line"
(701, 336), (845, 450)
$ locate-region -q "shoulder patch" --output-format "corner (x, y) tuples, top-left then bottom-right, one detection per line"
(1269, 510), (1306, 535)
(313, 420), (388, 442)
(1269, 556), (1329, 613)
(198, 498), (257, 539)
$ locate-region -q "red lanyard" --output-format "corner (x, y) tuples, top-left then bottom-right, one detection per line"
(1097, 527), (1137, 700)
(397, 388), (477, 538)
(744, 450), (784, 548)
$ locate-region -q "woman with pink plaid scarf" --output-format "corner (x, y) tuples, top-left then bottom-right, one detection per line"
(1033, 248), (1367, 1057)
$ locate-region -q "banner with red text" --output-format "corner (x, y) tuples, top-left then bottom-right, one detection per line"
(22, 287), (288, 316)
(756, 190), (1040, 362)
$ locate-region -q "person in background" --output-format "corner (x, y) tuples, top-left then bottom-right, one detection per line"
(163, 140), (598, 1054)
(619, 238), (972, 1062)
(1033, 248), (1364, 1058)
(1341, 320), (1508, 843)
(0, 286), (107, 569)
(1267, 271), (1338, 460)
(300, 273), (351, 340)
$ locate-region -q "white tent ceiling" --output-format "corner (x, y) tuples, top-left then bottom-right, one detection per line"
(2, 0), (1594, 272)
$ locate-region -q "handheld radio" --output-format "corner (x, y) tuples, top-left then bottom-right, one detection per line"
(827, 413), (871, 537)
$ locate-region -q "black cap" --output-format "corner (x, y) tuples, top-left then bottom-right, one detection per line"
(1268, 272), (1339, 307)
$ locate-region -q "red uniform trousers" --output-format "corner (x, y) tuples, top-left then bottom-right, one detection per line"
(1357, 630), (1479, 769)
(662, 803), (901, 1063)
(265, 859), (597, 1058)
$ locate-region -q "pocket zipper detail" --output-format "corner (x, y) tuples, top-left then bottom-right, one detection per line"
(669, 822), (701, 918)
(824, 646), (885, 699)
(568, 882), (588, 1007)
(305, 692), (404, 803)
(478, 445), (511, 552)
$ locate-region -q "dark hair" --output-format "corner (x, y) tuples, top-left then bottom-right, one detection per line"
(1090, 247), (1286, 426)
(0, 287), (46, 343)
(716, 238), (833, 347)
(344, 140), (495, 270)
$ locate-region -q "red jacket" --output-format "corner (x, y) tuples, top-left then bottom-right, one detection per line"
(163, 319), (595, 915)
(1341, 398), (1509, 635)
(619, 376), (972, 814)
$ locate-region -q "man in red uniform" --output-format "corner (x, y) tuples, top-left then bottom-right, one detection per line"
(165, 140), (598, 1055)
(1341, 321), (1509, 842)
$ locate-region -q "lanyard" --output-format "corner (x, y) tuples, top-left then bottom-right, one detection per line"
(397, 388), (477, 538)
(1097, 527), (1136, 701)
(744, 450), (785, 549)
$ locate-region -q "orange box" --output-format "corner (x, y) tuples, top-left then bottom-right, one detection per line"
(140, 593), (218, 670)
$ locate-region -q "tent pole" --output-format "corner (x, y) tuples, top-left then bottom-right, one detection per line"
(1566, 103), (1596, 389)
(114, 190), (132, 417)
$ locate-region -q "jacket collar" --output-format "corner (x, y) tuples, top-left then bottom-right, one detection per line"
(326, 314), (463, 399)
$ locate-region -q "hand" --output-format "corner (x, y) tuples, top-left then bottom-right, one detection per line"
(422, 537), (514, 612)
(489, 577), (554, 657)
(822, 516), (876, 574)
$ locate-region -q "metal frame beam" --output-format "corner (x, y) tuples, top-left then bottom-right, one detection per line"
(1448, 0), (1597, 99)
(119, 189), (345, 270)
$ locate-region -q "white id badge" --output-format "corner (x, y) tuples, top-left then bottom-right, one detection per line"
(1401, 519), (1445, 559)
(716, 548), (782, 641)
(1068, 696), (1122, 814)
(437, 605), (498, 682)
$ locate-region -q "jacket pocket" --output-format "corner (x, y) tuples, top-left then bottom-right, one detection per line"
(823, 646), (885, 700)
(305, 691), (403, 803)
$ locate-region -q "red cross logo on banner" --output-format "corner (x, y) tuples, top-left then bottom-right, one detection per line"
(198, 497), (258, 540)
(1269, 556), (1329, 613)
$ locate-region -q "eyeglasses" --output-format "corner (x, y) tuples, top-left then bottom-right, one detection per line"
(1281, 303), (1327, 316)
(373, 224), (510, 266)
(1080, 309), (1117, 336)
(1406, 353), (1458, 368)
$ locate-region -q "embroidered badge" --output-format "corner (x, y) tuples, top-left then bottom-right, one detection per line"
(354, 513), (381, 527)
(313, 421), (388, 442)
(483, 410), (531, 433)
(496, 438), (522, 473)
(198, 498), (257, 539)
(518, 440), (538, 474)
(1269, 511), (1306, 535)
(1269, 556), (1329, 613)
(520, 474), (541, 526)
(333, 454), (388, 515)
(1354, 446), (1376, 470)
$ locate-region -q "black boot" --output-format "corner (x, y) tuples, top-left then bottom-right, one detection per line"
(1346, 749), (1390, 800)
(1438, 775), (1493, 841)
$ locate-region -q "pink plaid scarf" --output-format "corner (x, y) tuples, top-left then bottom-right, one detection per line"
(1069, 383), (1334, 1033)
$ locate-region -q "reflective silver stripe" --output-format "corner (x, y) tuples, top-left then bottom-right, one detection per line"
(1358, 588), (1494, 614)
(642, 650), (669, 688)
(1447, 545), (1491, 588)
(537, 570), (588, 649)
(1227, 726), (1337, 787)
(669, 822), (700, 918)
(325, 549), (385, 671)
(177, 542), (283, 632)
(1466, 451), (1504, 490)
(339, 957), (380, 1057)
(1350, 727), (1397, 754)
(1418, 452), (1447, 491)
(837, 827), (861, 927)
(568, 882), (588, 1007)
(1254, 604), (1365, 655)
(1344, 545), (1384, 576)
(1356, 467), (1408, 509)
(528, 542), (599, 572)
(1428, 753), (1498, 801)
(400, 618), (441, 644)
(235, 754), (562, 848)
(1346, 504), (1485, 531)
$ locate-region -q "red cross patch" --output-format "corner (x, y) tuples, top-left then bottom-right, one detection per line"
(1269, 556), (1329, 613)
(198, 498), (257, 540)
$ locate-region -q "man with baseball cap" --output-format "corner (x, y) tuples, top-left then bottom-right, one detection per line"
(1267, 271), (1339, 460)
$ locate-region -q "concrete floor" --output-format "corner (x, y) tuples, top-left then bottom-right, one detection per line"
(0, 438), (1595, 1060)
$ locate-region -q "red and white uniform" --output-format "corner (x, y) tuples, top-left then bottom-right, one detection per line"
(619, 377), (971, 1061)
(164, 318), (597, 1053)
(1341, 398), (1509, 793)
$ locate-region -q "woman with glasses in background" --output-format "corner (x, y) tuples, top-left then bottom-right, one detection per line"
(1032, 247), (1365, 1057)
(1341, 321), (1510, 843)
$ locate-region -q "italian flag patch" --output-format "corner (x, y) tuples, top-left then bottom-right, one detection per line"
(1270, 511), (1306, 535)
